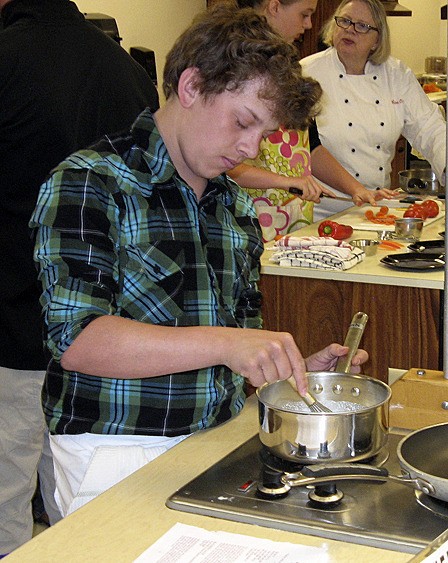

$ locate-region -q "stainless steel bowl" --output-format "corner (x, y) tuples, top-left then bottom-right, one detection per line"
(394, 217), (423, 241)
(350, 239), (379, 256)
(398, 169), (441, 196)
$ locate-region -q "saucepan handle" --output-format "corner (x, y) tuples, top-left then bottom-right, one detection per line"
(282, 462), (436, 497)
(335, 312), (368, 373)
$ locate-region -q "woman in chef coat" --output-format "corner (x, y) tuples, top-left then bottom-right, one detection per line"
(228, 0), (397, 240)
(300, 0), (446, 219)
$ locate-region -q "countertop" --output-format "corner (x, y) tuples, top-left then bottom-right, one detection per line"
(6, 395), (412, 563)
(261, 203), (446, 290)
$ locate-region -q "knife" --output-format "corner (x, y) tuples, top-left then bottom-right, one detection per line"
(289, 187), (354, 202)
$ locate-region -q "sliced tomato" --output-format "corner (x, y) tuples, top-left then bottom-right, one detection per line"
(420, 200), (439, 218)
(375, 206), (389, 218)
(403, 204), (429, 220)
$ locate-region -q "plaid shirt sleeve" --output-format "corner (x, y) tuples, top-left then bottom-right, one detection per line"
(31, 154), (124, 361)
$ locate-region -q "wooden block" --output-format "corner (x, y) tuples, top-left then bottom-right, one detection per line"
(389, 368), (448, 430)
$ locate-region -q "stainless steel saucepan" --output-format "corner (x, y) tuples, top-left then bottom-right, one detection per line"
(256, 313), (392, 464)
(282, 422), (448, 503)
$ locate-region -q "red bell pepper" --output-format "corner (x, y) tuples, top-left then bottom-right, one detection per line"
(318, 220), (353, 240)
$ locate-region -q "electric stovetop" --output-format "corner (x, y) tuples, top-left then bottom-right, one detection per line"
(166, 433), (448, 554)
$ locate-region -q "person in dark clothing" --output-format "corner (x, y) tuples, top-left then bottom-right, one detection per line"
(0, 0), (159, 554)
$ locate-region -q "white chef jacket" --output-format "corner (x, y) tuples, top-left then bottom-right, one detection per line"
(301, 48), (446, 204)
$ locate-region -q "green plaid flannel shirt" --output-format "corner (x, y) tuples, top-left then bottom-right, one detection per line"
(31, 109), (264, 436)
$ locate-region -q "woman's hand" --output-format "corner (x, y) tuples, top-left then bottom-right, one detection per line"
(287, 175), (336, 203)
(373, 188), (401, 201)
(305, 344), (368, 374)
(350, 186), (400, 207)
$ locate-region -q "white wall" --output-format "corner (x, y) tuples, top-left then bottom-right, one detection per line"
(74, 0), (447, 87)
(388, 0), (447, 73)
(74, 0), (206, 100)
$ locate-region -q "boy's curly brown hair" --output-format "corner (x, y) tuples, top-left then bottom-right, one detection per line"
(163, 4), (321, 131)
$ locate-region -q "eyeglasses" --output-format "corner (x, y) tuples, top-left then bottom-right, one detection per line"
(334, 16), (379, 34)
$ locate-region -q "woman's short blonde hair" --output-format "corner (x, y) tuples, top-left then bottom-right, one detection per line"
(321, 0), (391, 65)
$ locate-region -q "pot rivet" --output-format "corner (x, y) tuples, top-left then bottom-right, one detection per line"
(351, 387), (361, 397)
(333, 385), (343, 395)
(442, 401), (448, 410)
(416, 370), (426, 377)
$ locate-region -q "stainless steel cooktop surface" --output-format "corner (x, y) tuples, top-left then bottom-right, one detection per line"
(166, 433), (448, 554)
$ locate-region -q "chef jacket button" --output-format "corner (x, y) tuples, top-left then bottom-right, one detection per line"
(375, 100), (380, 104)
(351, 148), (356, 153)
(379, 166), (384, 171)
(376, 145), (380, 149)
(380, 122), (384, 126)
(355, 173), (360, 177)
(345, 99), (349, 103)
(348, 122), (353, 127)
(373, 76), (378, 80)
(339, 74), (344, 78)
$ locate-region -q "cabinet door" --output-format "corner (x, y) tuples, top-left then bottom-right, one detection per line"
(390, 136), (407, 188)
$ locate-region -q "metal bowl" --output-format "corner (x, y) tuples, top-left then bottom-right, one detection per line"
(350, 239), (379, 256)
(394, 217), (424, 241)
(398, 169), (442, 196)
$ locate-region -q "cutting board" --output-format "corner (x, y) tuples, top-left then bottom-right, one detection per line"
(335, 202), (444, 232)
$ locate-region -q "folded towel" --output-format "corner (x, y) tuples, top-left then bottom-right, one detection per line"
(270, 236), (365, 271)
(274, 235), (353, 249)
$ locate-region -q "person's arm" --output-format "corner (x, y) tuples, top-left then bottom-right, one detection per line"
(61, 316), (368, 393)
(311, 145), (398, 205)
(399, 63), (446, 183)
(228, 162), (335, 202)
(61, 317), (309, 393)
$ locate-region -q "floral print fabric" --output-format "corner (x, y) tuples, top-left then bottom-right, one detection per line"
(244, 127), (314, 242)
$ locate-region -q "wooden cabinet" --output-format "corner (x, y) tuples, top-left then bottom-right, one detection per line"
(390, 136), (407, 188)
(297, 0), (340, 58)
(259, 274), (442, 383)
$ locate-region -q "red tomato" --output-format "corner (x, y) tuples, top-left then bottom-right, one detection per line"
(403, 204), (429, 220)
(420, 200), (439, 218)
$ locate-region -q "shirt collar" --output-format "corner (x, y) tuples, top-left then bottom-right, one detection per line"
(131, 108), (230, 198)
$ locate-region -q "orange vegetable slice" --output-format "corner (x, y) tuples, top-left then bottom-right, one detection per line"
(378, 240), (404, 250)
